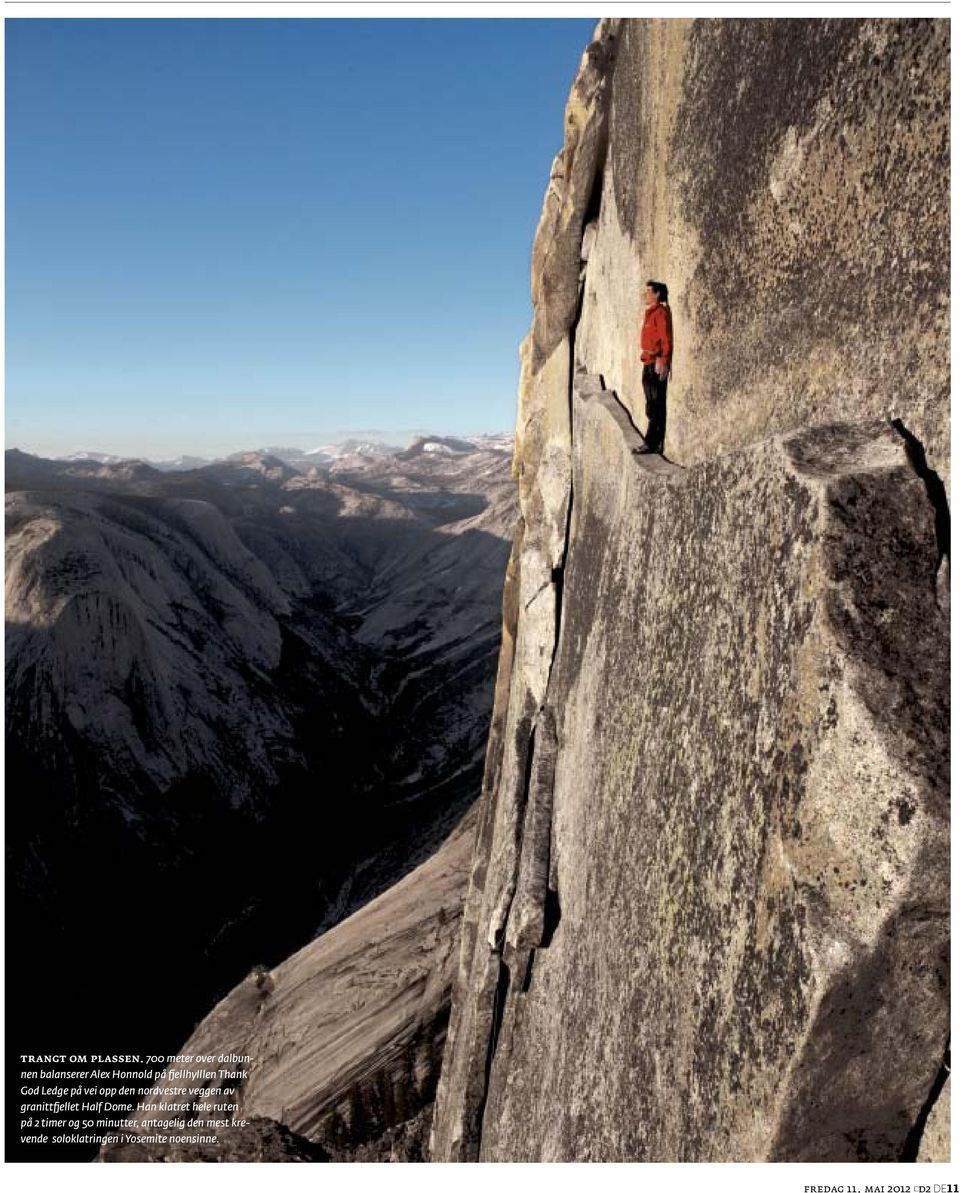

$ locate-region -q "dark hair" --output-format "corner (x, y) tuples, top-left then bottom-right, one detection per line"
(646, 279), (669, 303)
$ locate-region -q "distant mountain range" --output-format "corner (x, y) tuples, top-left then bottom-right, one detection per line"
(6, 438), (517, 1158)
(46, 433), (515, 473)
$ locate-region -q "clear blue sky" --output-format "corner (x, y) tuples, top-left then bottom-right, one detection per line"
(6, 17), (596, 459)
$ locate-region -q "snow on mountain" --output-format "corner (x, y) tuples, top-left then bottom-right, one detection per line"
(464, 432), (514, 454)
(58, 450), (128, 464)
(397, 436), (477, 460)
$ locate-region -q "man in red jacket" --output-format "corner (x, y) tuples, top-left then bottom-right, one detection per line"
(637, 280), (672, 454)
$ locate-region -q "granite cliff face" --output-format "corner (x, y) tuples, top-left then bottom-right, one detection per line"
(579, 19), (950, 479)
(432, 18), (949, 1162)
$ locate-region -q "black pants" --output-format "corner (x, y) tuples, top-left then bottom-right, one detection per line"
(641, 364), (668, 453)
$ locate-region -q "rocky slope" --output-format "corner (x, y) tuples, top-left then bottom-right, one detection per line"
(102, 809), (474, 1163)
(431, 18), (949, 1163)
(6, 438), (515, 1156)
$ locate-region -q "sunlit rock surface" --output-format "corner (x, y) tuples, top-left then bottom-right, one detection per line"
(575, 18), (949, 483)
(432, 17), (948, 1163)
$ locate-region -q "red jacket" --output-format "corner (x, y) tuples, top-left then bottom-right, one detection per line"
(640, 302), (672, 367)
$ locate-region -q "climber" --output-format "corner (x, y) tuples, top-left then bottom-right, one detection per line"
(636, 280), (672, 455)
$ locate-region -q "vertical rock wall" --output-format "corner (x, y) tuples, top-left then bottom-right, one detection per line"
(431, 18), (949, 1163)
(577, 18), (950, 480)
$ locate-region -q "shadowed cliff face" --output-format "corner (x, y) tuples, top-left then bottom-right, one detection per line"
(432, 17), (949, 1163)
